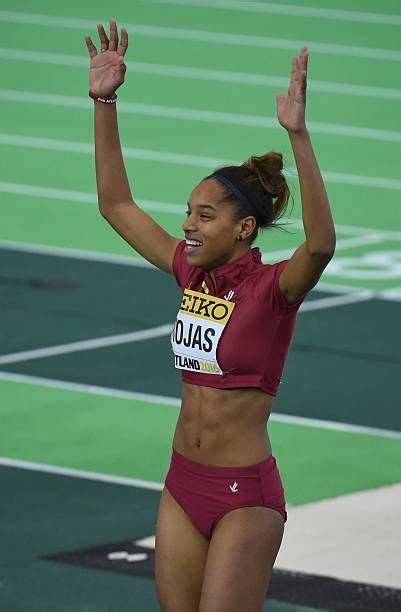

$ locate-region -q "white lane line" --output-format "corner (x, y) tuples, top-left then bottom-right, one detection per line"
(278, 219), (401, 239)
(0, 371), (400, 440)
(0, 239), (155, 268)
(261, 235), (388, 263)
(2, 134), (401, 191)
(276, 484), (401, 589)
(2, 49), (401, 101)
(2, 180), (401, 240)
(0, 371), (182, 406)
(271, 413), (401, 439)
(0, 235), (394, 301)
(149, 0), (401, 27)
(0, 238), (390, 300)
(0, 12), (400, 62)
(0, 457), (164, 490)
(0, 324), (173, 365)
(380, 288), (401, 301)
(0, 132), (229, 168)
(2, 89), (401, 143)
(0, 180), (185, 215)
(300, 290), (375, 312)
(317, 281), (378, 295)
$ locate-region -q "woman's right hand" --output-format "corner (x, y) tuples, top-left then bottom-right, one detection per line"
(84, 19), (128, 98)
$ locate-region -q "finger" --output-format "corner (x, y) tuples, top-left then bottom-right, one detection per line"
(97, 23), (109, 52)
(276, 92), (286, 106)
(300, 47), (309, 72)
(287, 56), (296, 95)
(300, 69), (307, 94)
(84, 35), (97, 58)
(288, 57), (299, 95)
(117, 27), (128, 56)
(109, 18), (118, 52)
(290, 55), (297, 81)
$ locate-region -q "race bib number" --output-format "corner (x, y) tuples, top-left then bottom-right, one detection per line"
(171, 288), (235, 375)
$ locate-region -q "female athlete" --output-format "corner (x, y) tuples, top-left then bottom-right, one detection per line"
(85, 19), (336, 612)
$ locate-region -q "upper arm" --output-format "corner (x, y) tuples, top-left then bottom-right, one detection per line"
(278, 241), (335, 306)
(101, 200), (182, 274)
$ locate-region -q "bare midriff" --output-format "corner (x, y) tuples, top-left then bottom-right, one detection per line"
(172, 382), (275, 467)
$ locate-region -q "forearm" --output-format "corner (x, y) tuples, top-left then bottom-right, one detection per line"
(94, 101), (133, 213)
(288, 129), (336, 255)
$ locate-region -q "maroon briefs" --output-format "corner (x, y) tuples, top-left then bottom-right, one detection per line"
(164, 447), (287, 539)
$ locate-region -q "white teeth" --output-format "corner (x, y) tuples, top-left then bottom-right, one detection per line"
(186, 239), (202, 246)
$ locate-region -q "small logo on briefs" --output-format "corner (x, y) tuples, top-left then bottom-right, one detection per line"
(229, 481), (239, 493)
(224, 290), (235, 301)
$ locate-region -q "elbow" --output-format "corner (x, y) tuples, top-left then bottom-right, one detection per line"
(99, 205), (109, 218)
(307, 232), (336, 258)
(98, 198), (136, 219)
(98, 200), (117, 218)
(307, 242), (336, 258)
(98, 197), (108, 217)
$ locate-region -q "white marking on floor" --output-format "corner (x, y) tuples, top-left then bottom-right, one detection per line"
(0, 292), (374, 365)
(299, 290), (375, 311)
(0, 179), (185, 214)
(380, 288), (401, 301)
(0, 12), (400, 61)
(0, 235), (398, 302)
(0, 283), (380, 365)
(0, 457), (164, 490)
(0, 371), (181, 406)
(261, 235), (387, 263)
(0, 132), (231, 168)
(0, 371), (400, 440)
(1, 89), (401, 143)
(2, 237), (395, 300)
(2, 180), (401, 240)
(0, 238), (155, 268)
(2, 134), (401, 191)
(2, 50), (401, 100)
(0, 324), (174, 365)
(149, 0), (401, 26)
(276, 484), (401, 589)
(135, 536), (156, 549)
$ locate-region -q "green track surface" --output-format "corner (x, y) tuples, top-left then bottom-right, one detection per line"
(1, 379), (400, 505)
(1, 1), (401, 609)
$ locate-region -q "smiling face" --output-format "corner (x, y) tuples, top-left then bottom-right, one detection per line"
(182, 178), (256, 270)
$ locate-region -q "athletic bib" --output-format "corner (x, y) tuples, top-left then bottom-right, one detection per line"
(171, 288), (235, 375)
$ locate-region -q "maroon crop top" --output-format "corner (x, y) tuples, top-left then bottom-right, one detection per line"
(170, 240), (306, 396)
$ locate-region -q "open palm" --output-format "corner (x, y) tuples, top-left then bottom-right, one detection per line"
(276, 47), (308, 133)
(85, 20), (128, 98)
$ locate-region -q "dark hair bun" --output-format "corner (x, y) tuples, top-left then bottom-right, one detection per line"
(242, 152), (290, 222)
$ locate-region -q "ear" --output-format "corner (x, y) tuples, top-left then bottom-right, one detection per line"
(240, 216), (257, 240)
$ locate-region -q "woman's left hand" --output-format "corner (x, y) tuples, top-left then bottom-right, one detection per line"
(276, 47), (308, 134)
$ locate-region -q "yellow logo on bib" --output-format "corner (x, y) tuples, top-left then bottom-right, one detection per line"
(180, 289), (235, 325)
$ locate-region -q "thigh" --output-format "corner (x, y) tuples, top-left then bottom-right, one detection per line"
(198, 506), (284, 612)
(155, 486), (210, 612)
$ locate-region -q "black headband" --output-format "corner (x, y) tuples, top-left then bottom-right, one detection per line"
(206, 171), (265, 227)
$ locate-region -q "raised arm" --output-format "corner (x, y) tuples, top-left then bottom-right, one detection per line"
(275, 48), (336, 305)
(84, 20), (181, 273)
